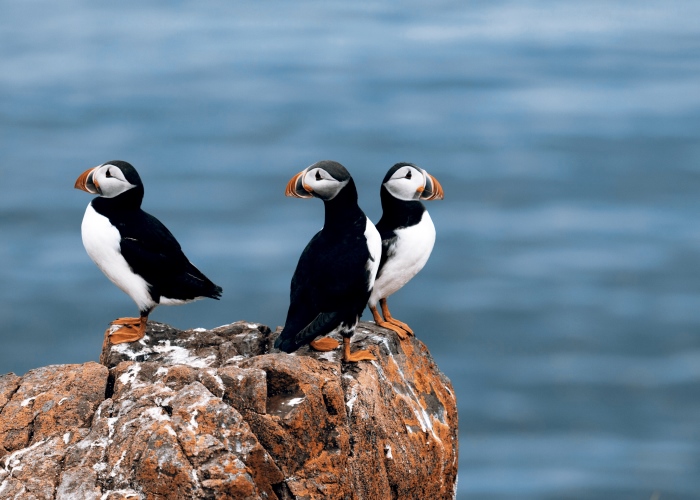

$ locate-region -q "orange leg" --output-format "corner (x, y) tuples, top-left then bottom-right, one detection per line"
(380, 298), (414, 336)
(107, 314), (148, 344)
(342, 336), (375, 363)
(370, 303), (409, 340)
(309, 337), (340, 351)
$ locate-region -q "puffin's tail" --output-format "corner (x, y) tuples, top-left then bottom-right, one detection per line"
(274, 311), (341, 353)
(208, 284), (223, 300)
(182, 269), (222, 300)
(273, 334), (298, 353)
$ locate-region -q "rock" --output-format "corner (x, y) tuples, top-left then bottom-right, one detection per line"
(0, 321), (458, 499)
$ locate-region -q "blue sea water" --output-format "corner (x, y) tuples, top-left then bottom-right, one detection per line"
(1, 1), (700, 498)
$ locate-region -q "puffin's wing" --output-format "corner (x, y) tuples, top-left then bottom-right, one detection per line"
(376, 232), (397, 280)
(118, 211), (187, 267)
(275, 311), (341, 353)
(275, 232), (345, 352)
(118, 212), (221, 300)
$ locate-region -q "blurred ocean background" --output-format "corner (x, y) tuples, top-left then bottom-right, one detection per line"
(1, 1), (700, 498)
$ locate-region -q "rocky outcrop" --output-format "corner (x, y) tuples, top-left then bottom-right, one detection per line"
(0, 321), (458, 499)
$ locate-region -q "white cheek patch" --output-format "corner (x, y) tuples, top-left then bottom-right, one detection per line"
(94, 166), (137, 198)
(305, 173), (348, 200)
(385, 177), (422, 201)
(105, 165), (128, 182)
(98, 178), (137, 199)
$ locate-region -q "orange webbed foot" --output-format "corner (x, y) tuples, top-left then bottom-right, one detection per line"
(309, 337), (340, 351)
(378, 320), (410, 340)
(343, 349), (376, 362)
(386, 317), (414, 336)
(342, 337), (376, 363)
(106, 315), (148, 344)
(370, 304), (411, 339)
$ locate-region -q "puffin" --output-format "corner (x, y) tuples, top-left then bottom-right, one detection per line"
(74, 160), (222, 344)
(274, 160), (381, 363)
(368, 162), (443, 339)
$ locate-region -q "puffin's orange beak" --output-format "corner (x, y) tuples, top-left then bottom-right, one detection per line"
(74, 167), (101, 194)
(285, 169), (313, 198)
(420, 172), (444, 201)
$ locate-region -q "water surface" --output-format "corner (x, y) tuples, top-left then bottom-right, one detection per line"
(1, 1), (700, 498)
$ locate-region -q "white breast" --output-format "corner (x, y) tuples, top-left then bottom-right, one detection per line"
(81, 204), (155, 312)
(369, 211), (436, 306)
(364, 217), (382, 292)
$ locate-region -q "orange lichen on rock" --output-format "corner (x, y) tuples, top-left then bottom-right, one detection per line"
(0, 320), (457, 499)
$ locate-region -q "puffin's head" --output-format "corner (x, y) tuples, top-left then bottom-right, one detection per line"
(286, 160), (352, 201)
(74, 161), (143, 199)
(382, 162), (444, 202)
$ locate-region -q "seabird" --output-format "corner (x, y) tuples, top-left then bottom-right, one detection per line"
(274, 160), (381, 362)
(368, 162), (443, 339)
(75, 160), (222, 344)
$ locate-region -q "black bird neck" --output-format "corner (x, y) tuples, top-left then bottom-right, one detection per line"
(321, 179), (366, 233)
(91, 186), (145, 216)
(378, 185), (426, 229)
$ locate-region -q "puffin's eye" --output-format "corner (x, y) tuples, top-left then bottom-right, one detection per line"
(315, 171), (322, 181)
(405, 170), (412, 180)
(105, 169), (113, 178)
